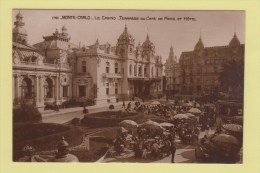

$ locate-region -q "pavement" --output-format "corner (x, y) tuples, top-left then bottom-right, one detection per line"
(41, 101), (132, 124)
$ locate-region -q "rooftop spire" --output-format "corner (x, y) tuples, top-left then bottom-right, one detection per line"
(168, 45), (174, 61)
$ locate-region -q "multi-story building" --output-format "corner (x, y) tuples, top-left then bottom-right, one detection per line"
(71, 25), (163, 104)
(12, 11), (163, 107)
(164, 46), (181, 96)
(12, 11), (75, 107)
(178, 34), (244, 96)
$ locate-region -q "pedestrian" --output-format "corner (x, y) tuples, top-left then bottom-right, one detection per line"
(170, 141), (176, 163)
(122, 101), (125, 109)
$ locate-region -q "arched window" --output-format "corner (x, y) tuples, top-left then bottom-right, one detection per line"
(129, 64), (132, 76)
(138, 65), (142, 76)
(134, 64), (137, 76)
(44, 78), (53, 98)
(144, 66), (147, 77)
(21, 78), (32, 99)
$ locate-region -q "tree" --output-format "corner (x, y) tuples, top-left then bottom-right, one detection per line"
(219, 60), (244, 100)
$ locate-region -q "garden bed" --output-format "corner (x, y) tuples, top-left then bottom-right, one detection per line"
(13, 122), (84, 161)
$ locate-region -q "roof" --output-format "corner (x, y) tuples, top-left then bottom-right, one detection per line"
(13, 42), (45, 61)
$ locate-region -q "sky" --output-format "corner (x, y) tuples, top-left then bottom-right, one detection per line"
(13, 10), (245, 63)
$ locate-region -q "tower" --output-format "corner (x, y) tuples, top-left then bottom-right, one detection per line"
(13, 11), (28, 44)
(142, 34), (155, 61)
(116, 24), (135, 58)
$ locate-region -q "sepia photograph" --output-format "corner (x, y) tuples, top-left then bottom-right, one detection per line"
(12, 9), (244, 163)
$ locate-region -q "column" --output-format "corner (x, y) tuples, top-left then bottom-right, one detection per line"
(35, 75), (39, 103)
(15, 74), (21, 101)
(55, 76), (59, 104)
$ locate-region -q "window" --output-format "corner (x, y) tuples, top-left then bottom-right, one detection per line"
(82, 61), (86, 72)
(134, 64), (137, 76)
(106, 83), (109, 95)
(79, 86), (86, 97)
(144, 66), (147, 76)
(115, 63), (118, 74)
(115, 83), (118, 94)
(44, 78), (53, 98)
(156, 68), (159, 77)
(129, 64), (132, 75)
(106, 62), (110, 73)
(138, 66), (142, 76)
(22, 78), (33, 99)
(151, 67), (154, 77)
(63, 86), (68, 97)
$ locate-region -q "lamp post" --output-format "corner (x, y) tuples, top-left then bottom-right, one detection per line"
(55, 56), (61, 105)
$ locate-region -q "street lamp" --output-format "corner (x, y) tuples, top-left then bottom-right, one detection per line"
(55, 56), (61, 105)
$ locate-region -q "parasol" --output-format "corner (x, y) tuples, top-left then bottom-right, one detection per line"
(222, 124), (243, 133)
(140, 119), (162, 129)
(211, 134), (239, 145)
(118, 127), (128, 133)
(119, 120), (138, 129)
(172, 114), (189, 120)
(188, 108), (202, 114)
(150, 101), (161, 105)
(185, 113), (196, 118)
(160, 122), (174, 127)
(182, 102), (193, 107)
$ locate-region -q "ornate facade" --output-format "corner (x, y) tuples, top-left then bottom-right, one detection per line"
(178, 34), (244, 96)
(72, 25), (163, 104)
(12, 12), (163, 107)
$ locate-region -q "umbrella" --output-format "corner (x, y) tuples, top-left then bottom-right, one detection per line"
(188, 108), (202, 114)
(151, 101), (160, 105)
(119, 120), (138, 129)
(172, 114), (189, 120)
(140, 120), (162, 129)
(160, 122), (174, 127)
(185, 113), (196, 118)
(182, 102), (193, 107)
(166, 101), (175, 105)
(211, 134), (239, 145)
(118, 127), (128, 133)
(222, 124), (243, 133)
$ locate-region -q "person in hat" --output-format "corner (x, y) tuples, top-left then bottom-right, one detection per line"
(52, 137), (79, 162)
(170, 141), (177, 163)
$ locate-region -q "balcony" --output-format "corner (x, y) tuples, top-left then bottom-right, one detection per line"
(103, 73), (122, 79)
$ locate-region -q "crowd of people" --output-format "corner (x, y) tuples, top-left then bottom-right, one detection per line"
(113, 99), (218, 162)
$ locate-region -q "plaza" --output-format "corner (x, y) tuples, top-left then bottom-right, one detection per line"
(12, 10), (244, 163)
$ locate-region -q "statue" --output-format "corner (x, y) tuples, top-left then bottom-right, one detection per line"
(52, 136), (79, 162)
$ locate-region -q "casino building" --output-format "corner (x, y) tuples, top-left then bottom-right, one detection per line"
(12, 11), (163, 107)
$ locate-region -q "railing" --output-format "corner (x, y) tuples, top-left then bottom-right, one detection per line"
(103, 73), (122, 78)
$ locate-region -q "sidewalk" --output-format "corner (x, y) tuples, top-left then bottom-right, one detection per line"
(40, 101), (130, 117)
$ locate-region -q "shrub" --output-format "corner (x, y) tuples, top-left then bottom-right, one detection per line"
(13, 104), (42, 122)
(109, 104), (114, 110)
(71, 118), (81, 126)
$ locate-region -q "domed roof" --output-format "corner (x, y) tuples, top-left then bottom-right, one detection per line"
(142, 34), (155, 50)
(229, 32), (240, 47)
(118, 25), (134, 44)
(13, 26), (27, 35)
(194, 37), (204, 51)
